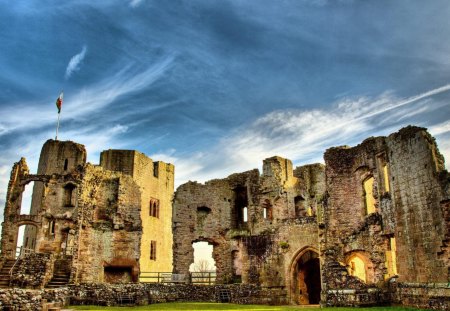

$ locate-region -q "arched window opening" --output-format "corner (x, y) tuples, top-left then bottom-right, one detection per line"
(363, 177), (376, 214)
(294, 195), (306, 218)
(190, 241), (216, 285)
(64, 183), (76, 207)
(346, 252), (373, 284)
(149, 198), (160, 218)
(348, 255), (366, 282)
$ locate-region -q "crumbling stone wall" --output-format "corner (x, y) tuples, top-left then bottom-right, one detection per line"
(322, 126), (449, 307)
(172, 156), (325, 300)
(10, 253), (53, 289)
(1, 139), (171, 286)
(100, 150), (175, 274)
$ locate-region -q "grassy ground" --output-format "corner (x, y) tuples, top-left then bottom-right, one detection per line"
(70, 303), (428, 311)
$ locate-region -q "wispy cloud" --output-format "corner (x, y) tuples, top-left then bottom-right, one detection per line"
(129, 0), (145, 8)
(65, 45), (87, 80)
(0, 55), (174, 137)
(167, 84), (450, 186)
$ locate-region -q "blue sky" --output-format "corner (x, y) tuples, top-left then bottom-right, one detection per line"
(1, 0), (450, 220)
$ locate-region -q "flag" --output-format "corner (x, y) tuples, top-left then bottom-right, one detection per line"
(56, 92), (63, 113)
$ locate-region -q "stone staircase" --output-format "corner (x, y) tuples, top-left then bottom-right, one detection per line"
(46, 260), (71, 288)
(0, 260), (16, 288)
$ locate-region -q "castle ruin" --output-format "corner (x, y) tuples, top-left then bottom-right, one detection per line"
(0, 125), (448, 309)
(0, 140), (174, 286)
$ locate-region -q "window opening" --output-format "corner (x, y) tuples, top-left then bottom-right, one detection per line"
(150, 240), (157, 260)
(347, 253), (369, 283)
(153, 162), (159, 178)
(233, 186), (248, 228)
(64, 184), (76, 207)
(149, 199), (160, 218)
(383, 165), (390, 193)
(385, 237), (398, 279)
(49, 220), (55, 235)
(363, 177), (375, 214)
(294, 195), (306, 217)
(262, 199), (273, 220)
(190, 241), (216, 285)
(64, 159), (68, 171)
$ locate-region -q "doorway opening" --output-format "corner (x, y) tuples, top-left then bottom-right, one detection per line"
(291, 248), (321, 305)
(190, 241), (216, 284)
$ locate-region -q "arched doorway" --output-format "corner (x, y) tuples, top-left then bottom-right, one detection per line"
(291, 248), (321, 305)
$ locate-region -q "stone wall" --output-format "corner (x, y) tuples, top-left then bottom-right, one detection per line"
(172, 156), (325, 303)
(100, 150), (175, 274)
(10, 253), (53, 289)
(322, 126), (449, 308)
(71, 164), (142, 283)
(391, 282), (450, 310)
(0, 283), (288, 309)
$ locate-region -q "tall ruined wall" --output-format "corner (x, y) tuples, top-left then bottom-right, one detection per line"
(0, 158), (30, 258)
(172, 170), (259, 283)
(24, 140), (87, 251)
(386, 127), (449, 282)
(173, 156), (325, 293)
(322, 126), (449, 307)
(100, 150), (174, 274)
(72, 164), (142, 283)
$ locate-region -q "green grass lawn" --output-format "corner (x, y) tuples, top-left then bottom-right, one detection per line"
(70, 303), (428, 311)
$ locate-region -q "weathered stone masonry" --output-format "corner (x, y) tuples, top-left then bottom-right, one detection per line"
(0, 139), (174, 288)
(173, 156), (326, 305)
(173, 126), (449, 309)
(0, 126), (448, 310)
(321, 126), (449, 308)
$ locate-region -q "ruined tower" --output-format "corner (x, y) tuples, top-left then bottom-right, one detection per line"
(100, 150), (175, 275)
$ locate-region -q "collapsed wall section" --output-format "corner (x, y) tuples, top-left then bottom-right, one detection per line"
(172, 156), (325, 303)
(322, 126), (449, 307)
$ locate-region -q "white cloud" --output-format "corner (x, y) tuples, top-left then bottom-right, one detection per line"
(130, 0), (145, 8)
(168, 84), (450, 186)
(429, 120), (450, 136)
(65, 45), (87, 80)
(0, 55), (174, 137)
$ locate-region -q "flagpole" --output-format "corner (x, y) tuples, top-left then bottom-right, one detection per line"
(55, 112), (60, 140)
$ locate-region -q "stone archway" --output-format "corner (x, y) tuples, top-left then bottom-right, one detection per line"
(290, 247), (321, 305)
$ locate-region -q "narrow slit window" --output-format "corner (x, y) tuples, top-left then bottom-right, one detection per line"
(383, 165), (390, 193)
(153, 162), (159, 178)
(363, 177), (375, 214)
(64, 159), (68, 171)
(150, 240), (157, 260)
(49, 220), (55, 235)
(243, 207), (248, 222)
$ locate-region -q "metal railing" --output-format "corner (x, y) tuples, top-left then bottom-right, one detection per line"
(139, 272), (176, 283)
(139, 271), (217, 285)
(191, 271), (216, 285)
